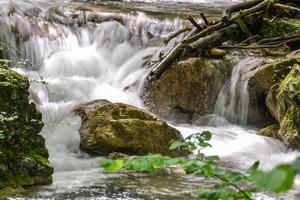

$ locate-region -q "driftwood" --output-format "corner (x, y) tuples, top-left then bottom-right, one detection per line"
(259, 33), (300, 44)
(274, 3), (300, 13)
(163, 27), (192, 44)
(147, 0), (300, 81)
(187, 15), (203, 31)
(220, 36), (300, 49)
(86, 13), (124, 24)
(185, 24), (240, 55)
(149, 28), (198, 80)
(200, 13), (209, 25)
(222, 0), (264, 19)
(184, 0), (270, 44)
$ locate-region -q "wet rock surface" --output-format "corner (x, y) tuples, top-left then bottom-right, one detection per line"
(265, 64), (300, 148)
(0, 63), (53, 199)
(75, 99), (187, 157)
(248, 57), (300, 126)
(143, 57), (234, 123)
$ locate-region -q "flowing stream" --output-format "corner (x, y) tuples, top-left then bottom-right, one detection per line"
(1, 0), (300, 199)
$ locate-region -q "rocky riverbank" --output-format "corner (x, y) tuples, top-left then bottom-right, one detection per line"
(0, 62), (53, 199)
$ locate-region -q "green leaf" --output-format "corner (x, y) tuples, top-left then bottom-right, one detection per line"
(201, 131), (212, 141)
(99, 159), (123, 173)
(169, 140), (185, 150)
(252, 164), (295, 192)
(249, 161), (260, 174)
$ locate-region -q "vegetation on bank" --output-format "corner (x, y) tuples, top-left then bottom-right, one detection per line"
(0, 0), (299, 199)
(100, 131), (300, 200)
(0, 44), (53, 199)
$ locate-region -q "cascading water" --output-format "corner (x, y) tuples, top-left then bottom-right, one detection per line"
(214, 57), (269, 125)
(1, 0), (300, 199)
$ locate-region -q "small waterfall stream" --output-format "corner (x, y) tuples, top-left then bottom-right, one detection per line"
(1, 0), (300, 199)
(214, 57), (269, 125)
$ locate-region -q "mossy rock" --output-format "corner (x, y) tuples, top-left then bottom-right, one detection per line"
(0, 185), (26, 200)
(248, 55), (300, 126)
(0, 63), (53, 198)
(259, 18), (300, 38)
(258, 124), (280, 139)
(265, 64), (300, 148)
(75, 100), (188, 157)
(143, 57), (235, 123)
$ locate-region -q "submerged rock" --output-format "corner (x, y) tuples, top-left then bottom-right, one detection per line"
(0, 63), (53, 199)
(75, 100), (187, 157)
(143, 57), (234, 123)
(264, 64), (300, 148)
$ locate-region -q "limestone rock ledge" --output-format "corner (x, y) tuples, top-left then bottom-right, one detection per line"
(0, 64), (53, 199)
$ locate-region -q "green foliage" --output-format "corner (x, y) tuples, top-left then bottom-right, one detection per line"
(100, 159), (124, 173)
(251, 164), (295, 193)
(99, 131), (299, 200)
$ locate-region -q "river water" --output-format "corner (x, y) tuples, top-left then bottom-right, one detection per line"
(0, 0), (299, 199)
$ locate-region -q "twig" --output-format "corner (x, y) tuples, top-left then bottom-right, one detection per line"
(184, 0), (269, 44)
(214, 174), (252, 200)
(0, 42), (49, 90)
(259, 33), (300, 44)
(220, 37), (300, 49)
(236, 17), (252, 37)
(222, 0), (264, 19)
(200, 13), (209, 25)
(183, 22), (226, 44)
(187, 15), (203, 32)
(238, 35), (259, 45)
(273, 3), (300, 13)
(163, 27), (193, 44)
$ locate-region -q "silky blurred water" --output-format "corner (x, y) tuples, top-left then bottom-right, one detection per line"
(0, 0), (299, 199)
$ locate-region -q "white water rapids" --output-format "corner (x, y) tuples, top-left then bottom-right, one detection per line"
(0, 0), (300, 199)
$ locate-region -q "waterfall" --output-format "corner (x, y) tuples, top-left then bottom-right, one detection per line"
(214, 57), (265, 125)
(0, 1), (184, 173)
(1, 1), (300, 199)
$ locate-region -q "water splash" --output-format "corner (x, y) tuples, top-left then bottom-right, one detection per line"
(1, 1), (300, 199)
(214, 57), (264, 125)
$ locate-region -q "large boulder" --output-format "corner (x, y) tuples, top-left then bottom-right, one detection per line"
(264, 64), (300, 148)
(0, 63), (53, 199)
(75, 100), (187, 157)
(143, 57), (234, 123)
(248, 57), (300, 125)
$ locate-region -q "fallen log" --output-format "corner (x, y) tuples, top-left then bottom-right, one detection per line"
(163, 26), (192, 44)
(86, 13), (124, 24)
(148, 28), (198, 80)
(273, 3), (300, 13)
(222, 0), (264, 19)
(185, 24), (240, 55)
(184, 0), (270, 44)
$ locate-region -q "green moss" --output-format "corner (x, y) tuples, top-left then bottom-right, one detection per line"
(0, 185), (26, 200)
(267, 64), (300, 148)
(258, 124), (280, 139)
(0, 63), (53, 197)
(259, 18), (300, 38)
(29, 151), (51, 167)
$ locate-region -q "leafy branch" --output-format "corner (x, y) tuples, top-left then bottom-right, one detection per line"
(99, 131), (300, 200)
